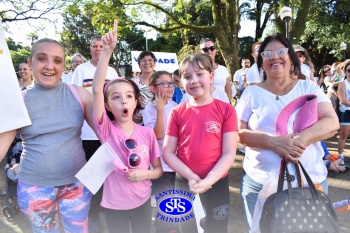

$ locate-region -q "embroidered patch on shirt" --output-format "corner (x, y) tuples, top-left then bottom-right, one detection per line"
(205, 121), (221, 133)
(212, 204), (229, 220)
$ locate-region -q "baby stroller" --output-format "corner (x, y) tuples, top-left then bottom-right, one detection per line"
(3, 137), (21, 221)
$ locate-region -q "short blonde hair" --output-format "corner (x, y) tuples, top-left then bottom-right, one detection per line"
(179, 54), (213, 79)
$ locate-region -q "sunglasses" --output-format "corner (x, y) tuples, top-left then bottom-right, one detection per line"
(201, 46), (216, 53)
(324, 69), (330, 73)
(155, 81), (175, 88)
(124, 139), (141, 168)
(260, 48), (289, 60)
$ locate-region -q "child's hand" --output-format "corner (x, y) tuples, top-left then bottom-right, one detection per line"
(193, 179), (212, 194)
(127, 168), (148, 182)
(188, 174), (201, 193)
(101, 19), (118, 53)
(153, 90), (167, 110)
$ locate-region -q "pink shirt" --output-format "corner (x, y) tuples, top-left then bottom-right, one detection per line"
(93, 112), (160, 210)
(166, 99), (238, 179)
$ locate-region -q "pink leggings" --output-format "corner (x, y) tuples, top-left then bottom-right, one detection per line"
(17, 180), (92, 233)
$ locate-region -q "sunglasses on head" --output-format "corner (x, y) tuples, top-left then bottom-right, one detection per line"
(201, 46), (216, 53)
(124, 139), (141, 168)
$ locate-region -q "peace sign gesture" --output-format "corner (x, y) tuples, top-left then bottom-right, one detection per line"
(101, 19), (118, 53)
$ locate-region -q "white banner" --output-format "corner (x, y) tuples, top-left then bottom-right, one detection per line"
(0, 18), (31, 133)
(131, 51), (179, 73)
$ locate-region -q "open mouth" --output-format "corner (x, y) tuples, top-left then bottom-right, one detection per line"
(122, 108), (128, 117)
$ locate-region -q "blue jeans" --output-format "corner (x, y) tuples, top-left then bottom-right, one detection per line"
(240, 172), (328, 233)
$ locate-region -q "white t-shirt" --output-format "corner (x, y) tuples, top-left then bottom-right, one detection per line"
(61, 71), (73, 83)
(236, 80), (330, 184)
(143, 100), (178, 172)
(180, 87), (230, 104)
(72, 60), (119, 140)
(324, 75), (335, 94)
(340, 79), (350, 111)
(246, 63), (263, 84)
(213, 65), (230, 92)
(233, 68), (248, 88)
(300, 64), (311, 80)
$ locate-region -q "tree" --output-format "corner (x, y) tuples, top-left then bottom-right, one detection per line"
(7, 38), (31, 75)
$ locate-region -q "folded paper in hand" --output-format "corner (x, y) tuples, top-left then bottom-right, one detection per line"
(75, 142), (127, 194)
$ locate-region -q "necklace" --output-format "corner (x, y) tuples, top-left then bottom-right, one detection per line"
(264, 80), (294, 100)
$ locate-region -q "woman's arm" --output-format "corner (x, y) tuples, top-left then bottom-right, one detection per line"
(224, 76), (233, 101)
(0, 130), (16, 161)
(293, 102), (339, 146)
(194, 131), (237, 194)
(337, 81), (350, 107)
(163, 135), (201, 191)
(76, 86), (95, 132)
(92, 20), (118, 123)
(238, 120), (305, 162)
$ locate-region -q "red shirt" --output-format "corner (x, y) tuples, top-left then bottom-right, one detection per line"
(166, 99), (238, 179)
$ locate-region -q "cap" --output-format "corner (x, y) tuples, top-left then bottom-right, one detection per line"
(293, 44), (305, 53)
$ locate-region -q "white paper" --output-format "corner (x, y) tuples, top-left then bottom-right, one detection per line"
(193, 194), (206, 233)
(0, 18), (31, 133)
(75, 142), (126, 194)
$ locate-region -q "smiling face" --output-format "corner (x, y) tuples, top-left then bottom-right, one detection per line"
(28, 41), (64, 88)
(262, 40), (291, 80)
(181, 62), (213, 100)
(18, 63), (32, 81)
(200, 40), (216, 63)
(105, 81), (137, 123)
(71, 56), (84, 71)
(138, 55), (155, 74)
(150, 74), (174, 99)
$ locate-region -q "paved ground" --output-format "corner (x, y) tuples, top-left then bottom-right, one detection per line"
(0, 134), (349, 233)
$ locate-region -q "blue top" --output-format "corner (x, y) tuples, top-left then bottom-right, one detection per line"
(172, 86), (185, 104)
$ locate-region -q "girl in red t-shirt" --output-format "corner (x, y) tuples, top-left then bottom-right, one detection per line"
(163, 53), (238, 232)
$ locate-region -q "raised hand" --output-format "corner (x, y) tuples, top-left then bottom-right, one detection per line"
(153, 89), (167, 110)
(101, 19), (118, 52)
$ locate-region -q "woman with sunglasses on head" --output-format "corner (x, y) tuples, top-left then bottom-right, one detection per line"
(131, 51), (157, 125)
(92, 20), (162, 233)
(200, 38), (232, 102)
(336, 62), (350, 164)
(235, 34), (339, 232)
(293, 44), (315, 82)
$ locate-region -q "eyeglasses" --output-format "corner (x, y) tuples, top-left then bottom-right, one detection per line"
(124, 139), (141, 168)
(139, 59), (154, 64)
(155, 82), (175, 88)
(201, 46), (216, 53)
(72, 60), (84, 64)
(260, 48), (289, 60)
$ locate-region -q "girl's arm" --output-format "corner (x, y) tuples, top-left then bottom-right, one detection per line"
(338, 82), (350, 107)
(238, 120), (305, 163)
(92, 19), (118, 123)
(0, 130), (16, 161)
(163, 135), (201, 191)
(193, 131), (237, 194)
(152, 91), (167, 139)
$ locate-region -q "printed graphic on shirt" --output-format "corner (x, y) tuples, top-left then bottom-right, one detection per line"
(205, 121), (221, 133)
(138, 145), (149, 156)
(212, 204), (229, 220)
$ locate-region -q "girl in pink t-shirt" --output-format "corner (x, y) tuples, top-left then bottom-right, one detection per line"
(92, 20), (163, 233)
(163, 53), (238, 232)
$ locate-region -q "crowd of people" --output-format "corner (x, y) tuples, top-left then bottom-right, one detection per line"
(1, 18), (350, 233)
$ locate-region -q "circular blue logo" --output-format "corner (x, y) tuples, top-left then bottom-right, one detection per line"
(159, 197), (192, 215)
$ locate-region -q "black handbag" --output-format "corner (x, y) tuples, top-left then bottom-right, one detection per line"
(260, 159), (339, 233)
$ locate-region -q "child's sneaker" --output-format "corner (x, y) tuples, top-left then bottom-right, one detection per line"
(333, 199), (350, 213)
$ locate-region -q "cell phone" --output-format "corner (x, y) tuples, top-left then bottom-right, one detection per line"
(307, 95), (316, 101)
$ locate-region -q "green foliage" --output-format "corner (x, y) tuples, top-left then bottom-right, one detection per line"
(7, 38), (30, 74)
